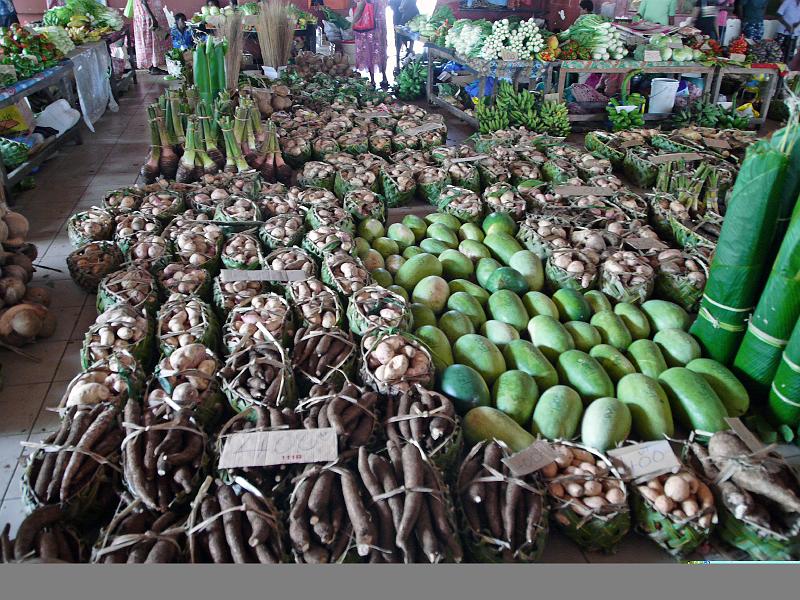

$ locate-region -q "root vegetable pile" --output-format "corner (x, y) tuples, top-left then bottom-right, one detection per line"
(299, 380), (378, 449)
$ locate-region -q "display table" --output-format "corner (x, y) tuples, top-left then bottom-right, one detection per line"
(710, 64), (781, 130)
(552, 59), (716, 122)
(423, 42), (552, 128)
(0, 62), (83, 203)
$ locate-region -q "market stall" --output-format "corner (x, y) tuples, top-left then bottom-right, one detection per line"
(3, 2), (800, 567)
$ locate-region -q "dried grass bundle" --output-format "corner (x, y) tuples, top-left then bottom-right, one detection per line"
(221, 12), (244, 90)
(255, 0), (296, 68)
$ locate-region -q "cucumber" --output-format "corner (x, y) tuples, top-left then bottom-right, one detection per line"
(654, 328), (701, 367)
(552, 288), (592, 322)
(476, 257), (502, 289)
(531, 385), (583, 440)
(556, 350), (615, 404)
(415, 325), (454, 374)
(453, 334), (506, 385)
(640, 299), (691, 332)
(527, 315), (575, 361)
(564, 321), (602, 352)
(584, 290), (613, 314)
(441, 364), (491, 415)
(410, 303), (437, 329)
(493, 370), (538, 427)
(448, 279), (490, 306)
(438, 310), (475, 344)
(484, 267), (529, 295)
(488, 290), (528, 331)
(614, 302), (651, 340)
(581, 397), (632, 452)
(589, 344), (636, 383)
(458, 239), (491, 262)
(484, 232), (524, 265)
(395, 253), (442, 292)
(508, 250), (544, 292)
(590, 310), (633, 351)
(627, 339), (669, 379)
(447, 292), (487, 328)
(686, 358), (750, 417)
(617, 373), (675, 441)
(464, 406), (536, 451)
(658, 368), (729, 433)
(482, 212), (517, 236)
(481, 320), (520, 348)
(522, 291), (559, 319)
(502, 339), (559, 391)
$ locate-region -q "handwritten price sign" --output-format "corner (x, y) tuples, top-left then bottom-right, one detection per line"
(219, 428), (338, 468)
(607, 440), (681, 481)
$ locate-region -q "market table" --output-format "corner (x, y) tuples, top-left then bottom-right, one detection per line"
(0, 61), (82, 204)
(552, 59), (716, 123)
(710, 64), (781, 130)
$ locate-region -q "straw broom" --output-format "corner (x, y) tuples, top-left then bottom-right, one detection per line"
(221, 12), (244, 90)
(256, 0), (297, 69)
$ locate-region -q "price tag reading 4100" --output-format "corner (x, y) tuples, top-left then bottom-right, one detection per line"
(607, 440), (681, 481)
(218, 429), (338, 469)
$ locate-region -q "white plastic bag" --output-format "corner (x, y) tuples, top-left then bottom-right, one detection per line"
(34, 99), (81, 135)
(71, 41), (119, 131)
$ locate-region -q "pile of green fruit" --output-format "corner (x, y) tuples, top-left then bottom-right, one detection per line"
(352, 210), (750, 455)
(395, 60), (427, 101)
(671, 100), (750, 130)
(476, 84), (570, 137)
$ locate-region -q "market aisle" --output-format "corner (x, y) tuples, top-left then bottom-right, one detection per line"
(0, 74), (166, 534)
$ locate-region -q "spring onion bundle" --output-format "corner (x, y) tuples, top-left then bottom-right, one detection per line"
(444, 19), (492, 58)
(480, 19), (544, 61)
(558, 15), (627, 61)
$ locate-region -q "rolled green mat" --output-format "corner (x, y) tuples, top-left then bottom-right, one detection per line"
(689, 141), (787, 365)
(733, 198), (800, 393)
(768, 318), (800, 428)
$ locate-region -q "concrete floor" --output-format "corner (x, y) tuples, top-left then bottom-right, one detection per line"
(0, 73), (681, 563)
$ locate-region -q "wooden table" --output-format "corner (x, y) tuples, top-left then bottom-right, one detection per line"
(710, 64), (781, 131)
(0, 62), (83, 204)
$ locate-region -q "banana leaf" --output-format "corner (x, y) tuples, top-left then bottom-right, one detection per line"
(689, 141), (787, 365)
(733, 199), (800, 394)
(766, 126), (800, 243)
(768, 318), (800, 428)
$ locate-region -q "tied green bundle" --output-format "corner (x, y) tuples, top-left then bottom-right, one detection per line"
(768, 318), (800, 428)
(733, 200), (800, 394)
(689, 141), (787, 365)
(767, 126), (800, 242)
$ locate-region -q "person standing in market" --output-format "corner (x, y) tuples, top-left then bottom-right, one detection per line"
(0, 0), (19, 28)
(351, 0), (389, 89)
(737, 0), (769, 40)
(689, 0), (719, 40)
(390, 0), (419, 72)
(636, 0), (677, 26)
(777, 0), (800, 60)
(579, 0), (595, 15)
(133, 0), (172, 74)
(170, 13), (200, 51)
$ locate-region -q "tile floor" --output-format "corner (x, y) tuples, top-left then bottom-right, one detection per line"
(0, 74), (678, 563)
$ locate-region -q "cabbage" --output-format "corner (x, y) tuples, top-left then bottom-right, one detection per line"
(660, 47), (673, 61)
(651, 34), (670, 48)
(672, 47), (693, 62)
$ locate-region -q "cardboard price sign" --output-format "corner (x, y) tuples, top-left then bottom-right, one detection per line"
(218, 428), (338, 468)
(553, 185), (615, 197)
(607, 440), (681, 481)
(544, 93), (561, 103)
(403, 122), (446, 136)
(620, 139), (641, 148)
(649, 152), (703, 165)
(703, 137), (731, 150)
(503, 441), (557, 477)
(220, 269), (307, 283)
(643, 50), (663, 62)
(624, 237), (669, 251)
(354, 111), (392, 119)
(450, 154), (488, 164)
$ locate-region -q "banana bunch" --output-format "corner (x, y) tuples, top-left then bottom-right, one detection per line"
(495, 81), (540, 129)
(475, 97), (510, 134)
(539, 100), (571, 136)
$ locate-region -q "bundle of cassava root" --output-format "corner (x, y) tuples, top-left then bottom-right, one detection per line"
(122, 404), (207, 512)
(298, 380), (378, 449)
(636, 471), (716, 529)
(292, 325), (355, 384)
(219, 342), (295, 410)
(385, 385), (458, 458)
(215, 406), (300, 494)
(692, 432), (800, 533)
(24, 404), (123, 506)
(1, 505), (83, 563)
(457, 440), (547, 562)
(189, 479), (285, 564)
(223, 292), (293, 351)
(93, 502), (186, 563)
